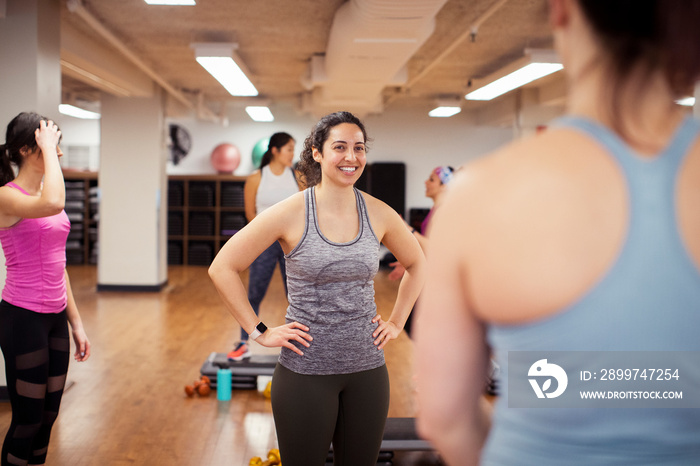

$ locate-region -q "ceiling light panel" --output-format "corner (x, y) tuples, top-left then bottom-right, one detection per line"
(466, 63), (563, 101)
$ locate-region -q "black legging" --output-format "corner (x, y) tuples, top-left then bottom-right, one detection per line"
(271, 363), (390, 466)
(0, 301), (69, 466)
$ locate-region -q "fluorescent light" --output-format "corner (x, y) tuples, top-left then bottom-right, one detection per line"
(245, 106), (274, 122)
(677, 97), (696, 107)
(464, 49), (564, 100)
(354, 38), (418, 44)
(192, 43), (258, 97)
(466, 63), (563, 101)
(144, 0), (195, 5)
(429, 106), (461, 118)
(59, 104), (101, 120)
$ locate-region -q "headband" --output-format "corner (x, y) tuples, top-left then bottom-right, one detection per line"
(434, 166), (453, 185)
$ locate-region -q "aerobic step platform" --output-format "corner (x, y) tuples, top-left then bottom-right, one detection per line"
(326, 417), (433, 464)
(200, 352), (278, 389)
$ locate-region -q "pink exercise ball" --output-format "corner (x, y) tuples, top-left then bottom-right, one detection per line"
(210, 143), (241, 174)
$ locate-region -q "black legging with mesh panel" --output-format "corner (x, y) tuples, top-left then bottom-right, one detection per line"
(0, 301), (70, 466)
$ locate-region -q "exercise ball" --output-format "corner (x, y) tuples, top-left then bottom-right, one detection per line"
(251, 137), (270, 169)
(210, 143), (241, 174)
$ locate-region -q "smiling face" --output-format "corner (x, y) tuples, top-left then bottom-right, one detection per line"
(313, 123), (367, 187)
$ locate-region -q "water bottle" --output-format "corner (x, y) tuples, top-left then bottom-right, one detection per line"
(217, 368), (232, 401)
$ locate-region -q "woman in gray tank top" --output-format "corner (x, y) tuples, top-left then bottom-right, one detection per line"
(209, 111), (426, 466)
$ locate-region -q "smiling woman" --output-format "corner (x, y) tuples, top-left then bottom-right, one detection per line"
(208, 111), (426, 466)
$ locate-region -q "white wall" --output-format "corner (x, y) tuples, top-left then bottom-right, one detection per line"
(56, 117), (101, 171)
(165, 102), (513, 215)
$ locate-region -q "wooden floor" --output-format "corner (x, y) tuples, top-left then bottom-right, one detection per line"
(0, 265), (444, 466)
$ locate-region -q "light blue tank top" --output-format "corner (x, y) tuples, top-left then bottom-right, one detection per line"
(483, 116), (700, 465)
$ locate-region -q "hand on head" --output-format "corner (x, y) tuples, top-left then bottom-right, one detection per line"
(34, 120), (61, 154)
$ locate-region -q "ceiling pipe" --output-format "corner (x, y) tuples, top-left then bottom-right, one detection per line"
(385, 0), (509, 106)
(65, 0), (222, 124)
(305, 0), (449, 117)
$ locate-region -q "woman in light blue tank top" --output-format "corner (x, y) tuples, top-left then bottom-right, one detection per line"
(210, 112), (426, 465)
(415, 1), (700, 465)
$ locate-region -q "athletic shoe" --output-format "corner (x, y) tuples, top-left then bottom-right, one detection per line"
(227, 342), (251, 361)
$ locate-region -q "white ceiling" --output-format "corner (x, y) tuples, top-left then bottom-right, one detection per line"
(60, 0), (559, 121)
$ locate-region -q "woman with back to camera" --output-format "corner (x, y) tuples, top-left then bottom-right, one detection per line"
(227, 132), (301, 361)
(416, 0), (700, 464)
(0, 112), (91, 466)
(209, 111), (425, 465)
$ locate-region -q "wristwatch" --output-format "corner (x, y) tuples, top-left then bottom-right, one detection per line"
(249, 322), (268, 340)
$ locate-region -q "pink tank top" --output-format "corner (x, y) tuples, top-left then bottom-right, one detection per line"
(0, 182), (70, 313)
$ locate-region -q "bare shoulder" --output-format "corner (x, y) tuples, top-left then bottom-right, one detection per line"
(447, 127), (608, 213)
(0, 185), (22, 226)
(245, 170), (262, 183)
(435, 127), (628, 321)
(0, 184), (23, 209)
(259, 190), (305, 221)
(257, 190), (306, 252)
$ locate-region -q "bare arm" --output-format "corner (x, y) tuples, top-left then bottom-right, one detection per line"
(370, 200), (426, 349)
(208, 195), (312, 354)
(65, 270), (91, 362)
(412, 229), (430, 251)
(414, 184), (491, 465)
(0, 120), (65, 219)
(243, 170), (261, 222)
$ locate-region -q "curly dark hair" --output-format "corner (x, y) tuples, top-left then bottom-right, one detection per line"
(298, 111), (370, 187)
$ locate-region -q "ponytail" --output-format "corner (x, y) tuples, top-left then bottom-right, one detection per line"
(259, 132), (294, 169)
(0, 144), (13, 186)
(1, 112), (52, 186)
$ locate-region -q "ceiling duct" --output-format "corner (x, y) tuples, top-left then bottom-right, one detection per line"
(303, 0), (449, 117)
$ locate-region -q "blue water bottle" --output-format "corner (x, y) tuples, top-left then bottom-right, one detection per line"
(217, 368), (232, 401)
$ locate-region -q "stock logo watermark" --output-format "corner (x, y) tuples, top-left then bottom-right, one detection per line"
(507, 351), (700, 408)
(528, 359), (568, 399)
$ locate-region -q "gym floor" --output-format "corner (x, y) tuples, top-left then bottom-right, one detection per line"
(0, 265), (445, 465)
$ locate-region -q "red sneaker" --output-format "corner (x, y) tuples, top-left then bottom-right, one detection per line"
(227, 342), (251, 361)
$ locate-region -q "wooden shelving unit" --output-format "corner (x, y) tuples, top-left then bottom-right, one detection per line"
(167, 174), (248, 266)
(63, 171), (99, 265)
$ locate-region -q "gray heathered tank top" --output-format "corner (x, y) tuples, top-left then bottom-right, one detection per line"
(279, 186), (384, 375)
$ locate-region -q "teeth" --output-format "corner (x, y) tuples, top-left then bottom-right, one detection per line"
(339, 167), (356, 172)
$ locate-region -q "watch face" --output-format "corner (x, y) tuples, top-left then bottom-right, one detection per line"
(256, 322), (268, 333)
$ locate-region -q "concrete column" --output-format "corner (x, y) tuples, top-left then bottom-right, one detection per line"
(0, 0), (61, 120)
(0, 0), (61, 395)
(97, 91), (168, 290)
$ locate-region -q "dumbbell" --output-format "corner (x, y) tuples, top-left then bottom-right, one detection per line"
(249, 448), (281, 465)
(185, 375), (212, 397)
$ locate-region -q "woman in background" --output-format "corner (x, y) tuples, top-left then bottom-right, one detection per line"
(388, 165), (453, 336)
(0, 112), (91, 466)
(227, 132), (301, 361)
(416, 0), (700, 464)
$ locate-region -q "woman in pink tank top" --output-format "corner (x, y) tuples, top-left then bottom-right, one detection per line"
(0, 112), (91, 466)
